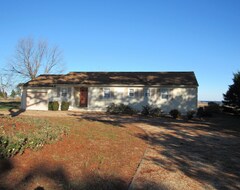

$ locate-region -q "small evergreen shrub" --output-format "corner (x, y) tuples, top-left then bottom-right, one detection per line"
(169, 109), (180, 119)
(61, 101), (70, 111)
(48, 101), (59, 111)
(106, 103), (116, 113)
(141, 105), (153, 116)
(52, 101), (59, 111)
(106, 103), (136, 115)
(48, 101), (53, 110)
(141, 105), (163, 117)
(187, 110), (196, 120)
(151, 108), (163, 117)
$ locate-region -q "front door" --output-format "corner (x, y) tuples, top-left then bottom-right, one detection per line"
(80, 87), (88, 107)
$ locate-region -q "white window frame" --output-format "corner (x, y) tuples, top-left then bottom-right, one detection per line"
(160, 88), (170, 100)
(56, 87), (71, 99)
(61, 88), (68, 97)
(145, 89), (150, 97)
(129, 88), (135, 97)
(103, 88), (111, 99)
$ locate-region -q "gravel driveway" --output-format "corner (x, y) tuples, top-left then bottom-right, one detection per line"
(127, 116), (240, 190)
(71, 112), (240, 190)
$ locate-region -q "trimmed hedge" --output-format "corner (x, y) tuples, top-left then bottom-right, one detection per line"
(61, 101), (70, 111)
(48, 101), (59, 111)
(169, 109), (180, 119)
(141, 105), (162, 117)
(187, 110), (196, 120)
(106, 103), (136, 115)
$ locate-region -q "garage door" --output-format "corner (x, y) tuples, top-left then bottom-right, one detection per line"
(26, 91), (48, 110)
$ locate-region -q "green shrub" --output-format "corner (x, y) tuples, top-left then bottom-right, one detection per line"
(151, 108), (163, 117)
(61, 101), (70, 111)
(141, 105), (152, 116)
(106, 103), (136, 115)
(52, 101), (59, 111)
(48, 101), (53, 110)
(187, 110), (196, 120)
(48, 101), (59, 111)
(106, 103), (116, 113)
(169, 109), (180, 119)
(141, 105), (162, 117)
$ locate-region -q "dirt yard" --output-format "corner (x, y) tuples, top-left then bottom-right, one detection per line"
(0, 110), (240, 190)
(0, 115), (147, 190)
(77, 112), (240, 190)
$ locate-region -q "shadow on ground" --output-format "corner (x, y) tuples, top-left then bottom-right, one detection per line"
(8, 108), (25, 117)
(0, 160), (167, 190)
(75, 112), (240, 190)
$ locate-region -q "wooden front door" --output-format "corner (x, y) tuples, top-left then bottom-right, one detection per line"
(80, 87), (88, 107)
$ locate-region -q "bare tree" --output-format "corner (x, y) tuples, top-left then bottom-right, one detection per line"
(0, 73), (12, 99)
(8, 37), (64, 80)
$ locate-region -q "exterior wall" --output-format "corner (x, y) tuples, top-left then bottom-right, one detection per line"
(22, 86), (75, 111)
(87, 86), (197, 113)
(21, 87), (53, 110)
(21, 85), (198, 113)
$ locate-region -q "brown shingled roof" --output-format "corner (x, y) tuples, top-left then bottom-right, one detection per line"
(23, 72), (199, 87)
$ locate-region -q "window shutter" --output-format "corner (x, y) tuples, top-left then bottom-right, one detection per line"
(110, 90), (114, 98)
(135, 89), (139, 98)
(57, 87), (61, 97)
(99, 88), (103, 99)
(68, 87), (72, 98)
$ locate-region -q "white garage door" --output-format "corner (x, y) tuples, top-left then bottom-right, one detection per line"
(26, 91), (48, 110)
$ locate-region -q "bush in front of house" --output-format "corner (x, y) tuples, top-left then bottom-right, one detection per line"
(151, 108), (163, 117)
(106, 103), (136, 115)
(61, 101), (70, 111)
(141, 105), (152, 116)
(187, 110), (196, 120)
(141, 105), (163, 117)
(169, 109), (180, 119)
(48, 101), (59, 111)
(48, 101), (53, 110)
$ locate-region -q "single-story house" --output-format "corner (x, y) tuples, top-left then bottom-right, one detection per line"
(21, 71), (198, 113)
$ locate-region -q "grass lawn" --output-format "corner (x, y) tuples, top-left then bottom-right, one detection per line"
(0, 116), (147, 190)
(0, 101), (21, 110)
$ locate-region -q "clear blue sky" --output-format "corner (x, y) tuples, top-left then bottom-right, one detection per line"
(0, 0), (240, 101)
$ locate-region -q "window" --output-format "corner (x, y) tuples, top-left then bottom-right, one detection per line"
(104, 88), (110, 98)
(145, 89), (150, 97)
(129, 89), (135, 97)
(56, 87), (71, 98)
(62, 88), (68, 97)
(160, 89), (170, 100)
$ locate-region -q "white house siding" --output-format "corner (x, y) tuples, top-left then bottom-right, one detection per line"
(21, 88), (53, 110)
(21, 86), (197, 113)
(87, 86), (197, 113)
